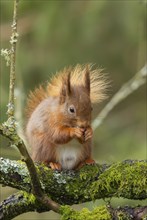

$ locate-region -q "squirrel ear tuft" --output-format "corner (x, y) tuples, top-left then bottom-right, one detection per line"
(60, 71), (71, 104)
(84, 65), (90, 95)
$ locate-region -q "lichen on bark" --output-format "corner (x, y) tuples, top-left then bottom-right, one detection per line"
(1, 191), (146, 220)
(0, 158), (147, 205)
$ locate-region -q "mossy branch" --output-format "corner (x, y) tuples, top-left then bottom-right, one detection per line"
(0, 158), (147, 204)
(0, 192), (45, 220)
(0, 192), (147, 220)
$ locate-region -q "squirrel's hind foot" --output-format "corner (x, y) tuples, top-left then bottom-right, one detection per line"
(76, 158), (95, 170)
(49, 162), (62, 170)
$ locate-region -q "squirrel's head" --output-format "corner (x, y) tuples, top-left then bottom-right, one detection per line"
(59, 67), (92, 129)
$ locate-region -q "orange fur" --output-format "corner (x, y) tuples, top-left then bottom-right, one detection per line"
(26, 64), (108, 120)
(25, 85), (47, 119)
(47, 64), (108, 103)
(25, 64), (109, 170)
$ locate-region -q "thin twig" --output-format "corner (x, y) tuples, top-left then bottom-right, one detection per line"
(0, 0), (61, 214)
(92, 64), (147, 130)
(7, 0), (19, 117)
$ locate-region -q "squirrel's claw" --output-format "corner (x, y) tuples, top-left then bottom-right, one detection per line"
(49, 162), (62, 170)
(76, 158), (95, 169)
(85, 158), (95, 165)
(74, 127), (84, 138)
(84, 127), (93, 141)
(70, 127), (85, 143)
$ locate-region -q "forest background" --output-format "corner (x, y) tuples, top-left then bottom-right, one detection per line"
(0, 0), (146, 219)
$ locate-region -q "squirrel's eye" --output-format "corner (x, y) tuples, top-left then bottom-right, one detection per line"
(68, 105), (76, 114)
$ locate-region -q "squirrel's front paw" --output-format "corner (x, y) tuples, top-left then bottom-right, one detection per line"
(84, 126), (93, 141)
(70, 127), (85, 143)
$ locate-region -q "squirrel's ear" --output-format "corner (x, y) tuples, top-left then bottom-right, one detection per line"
(84, 65), (90, 95)
(60, 72), (71, 104)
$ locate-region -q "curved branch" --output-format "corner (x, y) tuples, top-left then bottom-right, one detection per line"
(92, 64), (147, 130)
(0, 192), (147, 220)
(0, 158), (147, 204)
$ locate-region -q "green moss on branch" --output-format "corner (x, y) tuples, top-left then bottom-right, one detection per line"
(0, 192), (36, 220)
(90, 160), (147, 200)
(1, 192), (147, 220)
(60, 205), (112, 220)
(60, 205), (147, 220)
(0, 158), (146, 205)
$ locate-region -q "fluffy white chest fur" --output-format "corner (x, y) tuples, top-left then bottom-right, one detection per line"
(56, 140), (82, 170)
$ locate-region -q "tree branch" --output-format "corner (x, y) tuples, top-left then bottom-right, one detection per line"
(0, 125), (60, 213)
(92, 64), (147, 130)
(0, 192), (46, 220)
(0, 0), (60, 214)
(0, 158), (146, 204)
(0, 191), (147, 220)
(61, 205), (147, 220)
(7, 0), (19, 117)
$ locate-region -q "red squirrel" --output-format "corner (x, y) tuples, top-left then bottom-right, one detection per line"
(25, 64), (107, 170)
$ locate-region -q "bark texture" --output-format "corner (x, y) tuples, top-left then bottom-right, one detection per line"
(0, 158), (147, 219)
(0, 158), (147, 202)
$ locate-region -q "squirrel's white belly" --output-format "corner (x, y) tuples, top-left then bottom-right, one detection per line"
(57, 140), (82, 170)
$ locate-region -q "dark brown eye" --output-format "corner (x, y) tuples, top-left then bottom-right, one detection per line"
(68, 105), (76, 114)
(70, 107), (75, 113)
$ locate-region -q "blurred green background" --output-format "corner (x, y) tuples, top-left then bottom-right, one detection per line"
(0, 0), (146, 219)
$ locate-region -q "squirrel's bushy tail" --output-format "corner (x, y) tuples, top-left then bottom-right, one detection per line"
(47, 64), (108, 103)
(25, 85), (47, 119)
(26, 64), (109, 119)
